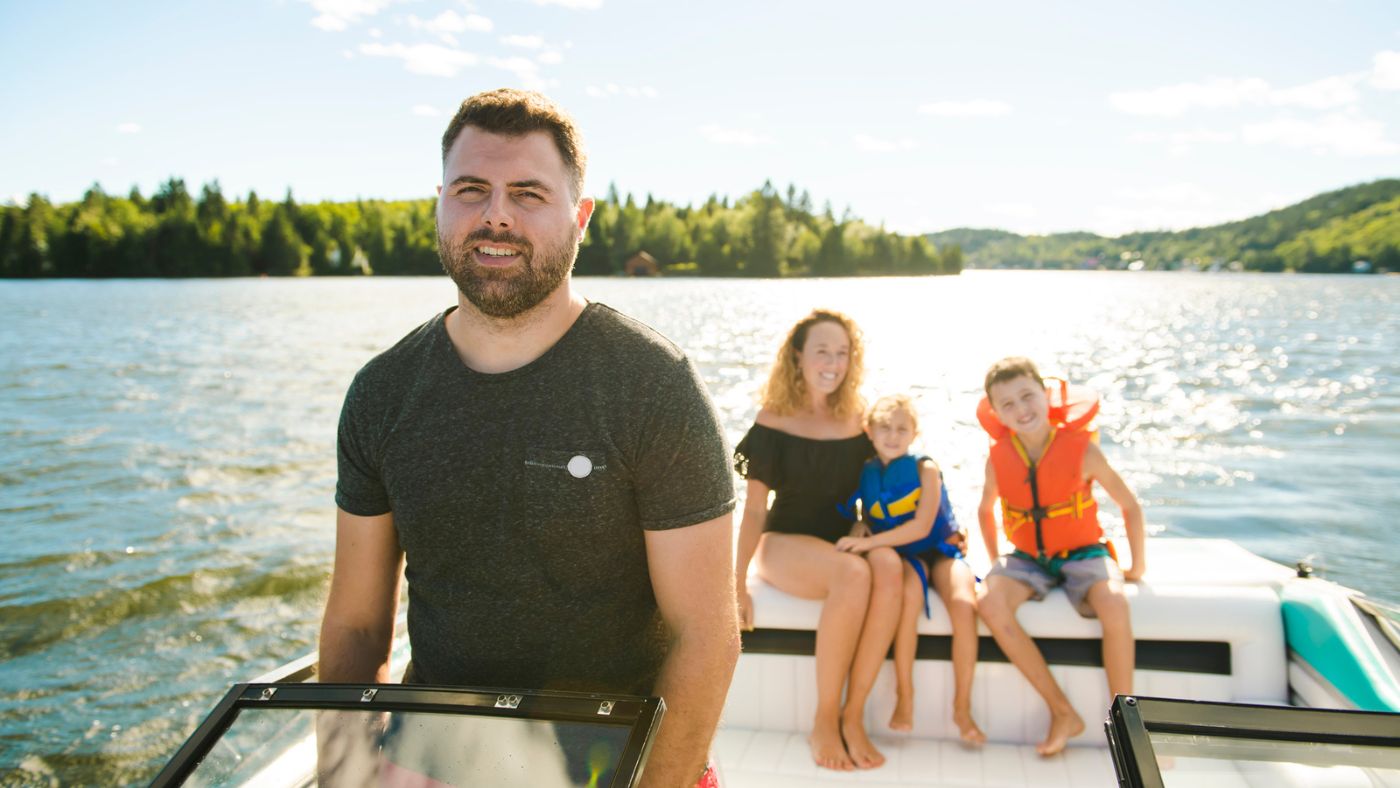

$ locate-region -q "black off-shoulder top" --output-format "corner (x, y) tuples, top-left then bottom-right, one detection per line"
(734, 423), (875, 544)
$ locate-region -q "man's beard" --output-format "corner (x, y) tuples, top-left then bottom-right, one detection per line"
(438, 225), (578, 319)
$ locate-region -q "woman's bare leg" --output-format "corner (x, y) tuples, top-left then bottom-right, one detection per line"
(839, 546), (903, 768)
(889, 563), (924, 731)
(931, 557), (986, 745)
(755, 533), (872, 771)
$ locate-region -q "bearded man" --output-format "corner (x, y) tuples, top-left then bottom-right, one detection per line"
(318, 89), (739, 788)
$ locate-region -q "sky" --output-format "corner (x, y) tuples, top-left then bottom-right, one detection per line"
(2, 0), (1398, 236)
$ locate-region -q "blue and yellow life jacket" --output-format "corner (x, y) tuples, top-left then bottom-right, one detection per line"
(840, 454), (963, 616)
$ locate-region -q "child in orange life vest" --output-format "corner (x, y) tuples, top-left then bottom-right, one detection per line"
(975, 357), (1145, 758)
(834, 395), (986, 745)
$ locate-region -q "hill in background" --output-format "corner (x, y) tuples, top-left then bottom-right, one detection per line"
(928, 179), (1400, 273)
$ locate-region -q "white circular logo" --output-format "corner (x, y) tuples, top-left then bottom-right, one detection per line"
(567, 455), (593, 479)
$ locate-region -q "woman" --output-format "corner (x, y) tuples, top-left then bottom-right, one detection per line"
(734, 308), (904, 771)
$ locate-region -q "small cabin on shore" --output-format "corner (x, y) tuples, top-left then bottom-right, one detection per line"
(624, 251), (660, 277)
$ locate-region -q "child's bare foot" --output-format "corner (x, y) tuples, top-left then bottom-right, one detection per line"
(840, 716), (886, 769)
(888, 694), (914, 731)
(809, 718), (854, 770)
(953, 709), (986, 746)
(1035, 707), (1085, 756)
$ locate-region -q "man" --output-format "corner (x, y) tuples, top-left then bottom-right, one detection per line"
(318, 88), (740, 787)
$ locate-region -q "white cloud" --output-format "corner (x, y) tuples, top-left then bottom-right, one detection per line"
(538, 50), (563, 64)
(1268, 74), (1362, 109)
(584, 83), (657, 99)
(342, 49), (354, 59)
(368, 27), (382, 38)
(1111, 73), (1366, 117)
(115, 122), (142, 134)
(1115, 182), (1218, 205)
(408, 10), (493, 38)
(102, 157), (120, 167)
(532, 0), (603, 8)
(306, 0), (395, 32)
(1373, 50), (1400, 90)
(412, 104), (440, 117)
(918, 99), (1012, 117)
(988, 202), (1038, 220)
(1110, 77), (1271, 116)
(1241, 112), (1400, 156)
(488, 56), (547, 89)
(1129, 128), (1237, 156)
(359, 42), (478, 77)
(853, 134), (916, 152)
(699, 124), (773, 146)
(502, 34), (544, 49)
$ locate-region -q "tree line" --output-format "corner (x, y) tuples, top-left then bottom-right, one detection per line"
(929, 179), (1400, 274)
(0, 179), (962, 279)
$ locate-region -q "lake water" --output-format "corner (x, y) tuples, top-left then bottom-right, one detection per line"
(1, 272), (1397, 784)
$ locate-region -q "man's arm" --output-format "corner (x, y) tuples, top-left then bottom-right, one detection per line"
(642, 514), (741, 788)
(1083, 444), (1146, 580)
(977, 457), (1002, 565)
(319, 508), (404, 683)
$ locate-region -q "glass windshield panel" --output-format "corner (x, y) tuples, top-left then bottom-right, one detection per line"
(1150, 730), (1400, 787)
(182, 707), (633, 787)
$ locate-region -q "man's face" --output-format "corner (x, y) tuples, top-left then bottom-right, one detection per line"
(436, 128), (594, 318)
(988, 375), (1050, 437)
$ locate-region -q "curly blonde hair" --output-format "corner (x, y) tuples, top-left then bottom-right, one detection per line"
(759, 309), (866, 419)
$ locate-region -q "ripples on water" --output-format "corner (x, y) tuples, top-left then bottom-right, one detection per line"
(0, 272), (1396, 783)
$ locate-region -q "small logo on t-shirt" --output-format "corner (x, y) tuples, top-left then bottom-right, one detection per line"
(567, 454), (593, 478)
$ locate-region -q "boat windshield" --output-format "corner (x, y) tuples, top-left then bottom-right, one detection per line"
(182, 706), (635, 787)
(153, 684), (664, 788)
(1147, 731), (1400, 786)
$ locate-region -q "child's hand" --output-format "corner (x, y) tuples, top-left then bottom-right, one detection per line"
(835, 536), (872, 554)
(1124, 562), (1146, 582)
(945, 530), (968, 553)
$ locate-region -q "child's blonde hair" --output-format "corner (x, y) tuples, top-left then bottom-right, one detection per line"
(865, 393), (918, 433)
(759, 309), (866, 419)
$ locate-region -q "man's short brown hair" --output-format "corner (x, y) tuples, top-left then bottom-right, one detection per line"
(984, 356), (1044, 398)
(440, 88), (587, 202)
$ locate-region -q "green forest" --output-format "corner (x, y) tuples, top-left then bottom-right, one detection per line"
(929, 179), (1400, 274)
(0, 180), (960, 279)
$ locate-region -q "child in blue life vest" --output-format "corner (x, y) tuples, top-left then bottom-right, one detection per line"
(975, 357), (1145, 757)
(835, 394), (985, 744)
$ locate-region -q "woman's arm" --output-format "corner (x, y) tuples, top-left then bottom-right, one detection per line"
(734, 477), (770, 630)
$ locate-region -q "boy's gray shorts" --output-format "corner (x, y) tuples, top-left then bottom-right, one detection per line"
(986, 553), (1121, 618)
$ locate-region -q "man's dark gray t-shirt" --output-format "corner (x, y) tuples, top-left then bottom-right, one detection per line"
(336, 302), (735, 695)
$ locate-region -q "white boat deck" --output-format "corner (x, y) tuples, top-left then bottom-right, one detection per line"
(716, 730), (1116, 787)
(716, 537), (1298, 786)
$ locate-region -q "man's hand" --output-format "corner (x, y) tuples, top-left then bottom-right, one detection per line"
(1124, 562), (1146, 582)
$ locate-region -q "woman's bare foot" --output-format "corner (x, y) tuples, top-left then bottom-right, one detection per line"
(840, 716), (886, 769)
(809, 717), (854, 771)
(888, 693), (914, 731)
(953, 708), (986, 746)
(1035, 707), (1085, 756)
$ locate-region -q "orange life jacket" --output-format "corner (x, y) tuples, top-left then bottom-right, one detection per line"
(977, 380), (1105, 558)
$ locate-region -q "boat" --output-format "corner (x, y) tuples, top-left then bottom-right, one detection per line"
(154, 536), (1400, 786)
